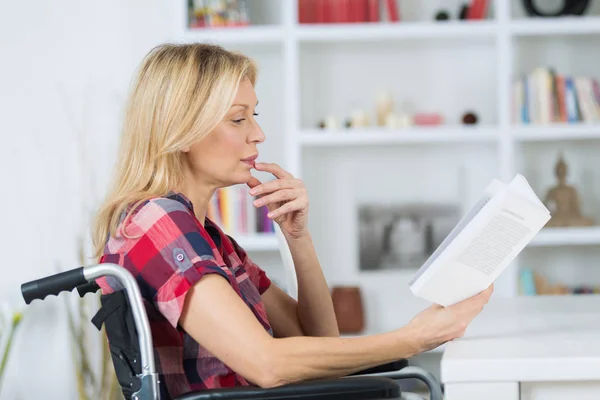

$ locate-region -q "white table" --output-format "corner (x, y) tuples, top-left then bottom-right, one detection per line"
(441, 295), (600, 400)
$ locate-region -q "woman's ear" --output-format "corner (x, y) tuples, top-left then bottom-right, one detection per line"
(182, 146), (191, 153)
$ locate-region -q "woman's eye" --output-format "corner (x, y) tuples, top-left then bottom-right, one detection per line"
(233, 118), (245, 124)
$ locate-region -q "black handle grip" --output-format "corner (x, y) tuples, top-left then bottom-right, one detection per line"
(76, 281), (101, 297)
(21, 267), (87, 304)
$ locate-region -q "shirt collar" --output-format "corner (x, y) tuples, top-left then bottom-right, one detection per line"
(165, 190), (195, 213)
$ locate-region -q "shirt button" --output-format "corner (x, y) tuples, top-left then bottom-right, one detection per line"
(176, 253), (184, 262)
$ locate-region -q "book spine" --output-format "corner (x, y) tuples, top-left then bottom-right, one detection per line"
(384, 0), (399, 22)
(367, 0), (379, 22)
(522, 76), (529, 124)
(565, 77), (579, 123)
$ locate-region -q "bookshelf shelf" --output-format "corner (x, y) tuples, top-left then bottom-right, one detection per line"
(234, 233), (280, 252)
(296, 21), (497, 42)
(299, 127), (499, 146)
(528, 227), (600, 247)
(510, 17), (600, 36)
(514, 124), (600, 141)
(182, 25), (284, 44)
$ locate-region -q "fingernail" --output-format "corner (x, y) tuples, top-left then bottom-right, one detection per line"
(267, 212), (274, 218)
(249, 189), (256, 195)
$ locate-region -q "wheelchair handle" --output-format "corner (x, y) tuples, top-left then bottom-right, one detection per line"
(21, 267), (87, 304)
(21, 263), (159, 400)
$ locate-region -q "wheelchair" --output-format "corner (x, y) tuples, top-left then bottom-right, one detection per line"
(21, 263), (443, 400)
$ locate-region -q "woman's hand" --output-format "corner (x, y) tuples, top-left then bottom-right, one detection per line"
(247, 162), (309, 239)
(407, 285), (494, 353)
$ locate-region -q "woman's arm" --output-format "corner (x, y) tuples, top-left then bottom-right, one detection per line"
(180, 273), (493, 388)
(248, 162), (338, 338)
(283, 232), (339, 337)
(259, 232), (338, 338)
(181, 274), (414, 388)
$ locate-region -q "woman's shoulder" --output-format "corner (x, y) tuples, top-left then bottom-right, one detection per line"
(127, 192), (195, 228)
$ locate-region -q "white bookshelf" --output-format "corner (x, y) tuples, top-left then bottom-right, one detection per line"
(529, 227), (600, 247)
(296, 20), (497, 41)
(299, 126), (498, 146)
(173, 0), (600, 330)
(514, 124), (600, 141)
(183, 25), (284, 44)
(510, 16), (600, 36)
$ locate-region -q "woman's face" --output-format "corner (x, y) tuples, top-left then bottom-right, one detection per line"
(184, 78), (265, 187)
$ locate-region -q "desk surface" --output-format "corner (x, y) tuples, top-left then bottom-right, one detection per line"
(441, 295), (600, 383)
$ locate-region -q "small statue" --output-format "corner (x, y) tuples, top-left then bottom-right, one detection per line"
(544, 154), (593, 227)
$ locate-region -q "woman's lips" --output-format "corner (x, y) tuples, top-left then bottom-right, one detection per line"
(241, 154), (258, 167)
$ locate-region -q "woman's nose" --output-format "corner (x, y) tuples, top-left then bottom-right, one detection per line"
(249, 123), (266, 144)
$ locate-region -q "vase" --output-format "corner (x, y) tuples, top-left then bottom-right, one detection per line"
(331, 286), (365, 334)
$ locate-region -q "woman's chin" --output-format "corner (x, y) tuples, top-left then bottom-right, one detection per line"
(230, 170), (253, 186)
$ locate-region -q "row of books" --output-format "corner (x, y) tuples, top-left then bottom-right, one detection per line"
(188, 0), (249, 28)
(299, 0), (399, 24)
(207, 185), (275, 236)
(513, 67), (600, 125)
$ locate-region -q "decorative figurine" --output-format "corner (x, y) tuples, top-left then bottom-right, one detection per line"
(376, 92), (394, 127)
(459, 4), (469, 19)
(462, 111), (478, 125)
(317, 116), (339, 129)
(397, 113), (412, 128)
(435, 10), (450, 21)
(544, 154), (594, 227)
(351, 109), (370, 128)
(331, 286), (364, 334)
(522, 0), (590, 17)
(413, 113), (444, 126)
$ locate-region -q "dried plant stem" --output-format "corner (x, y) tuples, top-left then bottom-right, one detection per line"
(0, 313), (23, 396)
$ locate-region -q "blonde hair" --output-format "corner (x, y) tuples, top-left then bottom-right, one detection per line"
(92, 43), (257, 258)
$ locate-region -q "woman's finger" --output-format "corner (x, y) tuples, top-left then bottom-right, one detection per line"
(267, 198), (306, 219)
(250, 178), (302, 196)
(246, 176), (263, 190)
(254, 162), (294, 179)
(253, 188), (304, 208)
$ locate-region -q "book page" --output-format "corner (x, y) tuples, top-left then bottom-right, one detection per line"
(409, 179), (504, 286)
(411, 190), (551, 305)
(507, 174), (549, 212)
(455, 207), (534, 276)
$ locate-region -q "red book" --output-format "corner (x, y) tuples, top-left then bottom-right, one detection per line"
(367, 0), (379, 22)
(478, 0), (489, 19)
(340, 0), (350, 23)
(332, 0), (345, 23)
(314, 0), (324, 23)
(466, 0), (480, 20)
(299, 0), (307, 23)
(384, 0), (399, 22)
(358, 0), (368, 22)
(348, 0), (358, 22)
(323, 0), (334, 23)
(556, 75), (567, 122)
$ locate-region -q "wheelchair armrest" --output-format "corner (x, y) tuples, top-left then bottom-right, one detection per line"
(175, 376), (400, 400)
(352, 366), (444, 400)
(347, 359), (409, 376)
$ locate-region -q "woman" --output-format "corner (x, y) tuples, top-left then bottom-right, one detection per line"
(92, 43), (492, 398)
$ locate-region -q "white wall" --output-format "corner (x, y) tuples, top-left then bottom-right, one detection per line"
(0, 2), (289, 397)
(0, 1), (175, 398)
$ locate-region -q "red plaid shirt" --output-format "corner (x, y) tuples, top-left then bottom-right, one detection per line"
(97, 192), (272, 398)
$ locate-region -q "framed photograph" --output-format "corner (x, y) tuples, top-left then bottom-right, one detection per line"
(358, 203), (460, 271)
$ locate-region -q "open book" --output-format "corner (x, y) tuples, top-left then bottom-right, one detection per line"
(409, 174), (551, 306)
